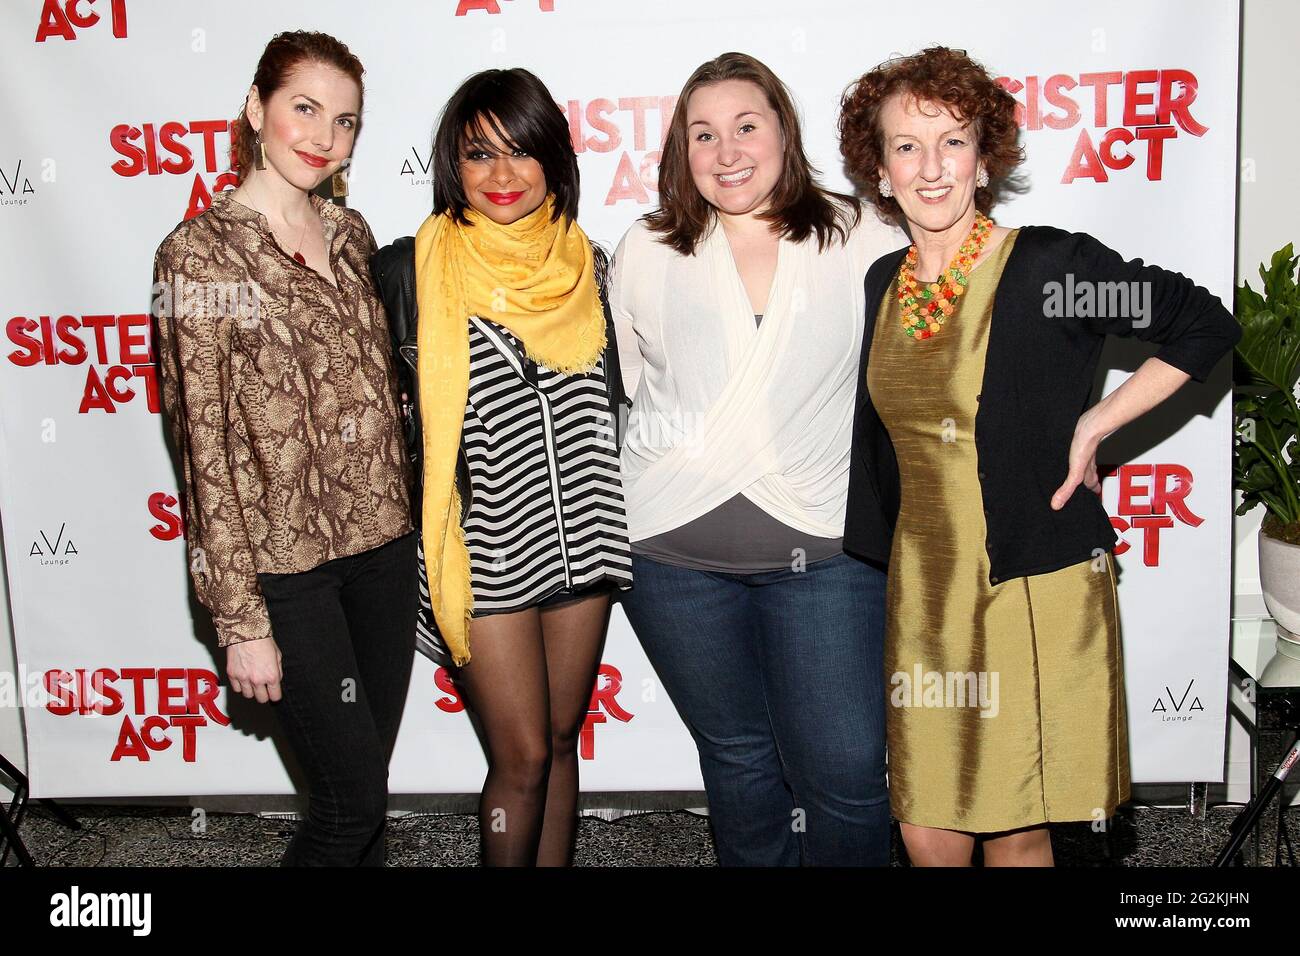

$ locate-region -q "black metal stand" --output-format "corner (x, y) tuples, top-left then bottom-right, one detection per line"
(0, 751), (82, 867)
(1214, 731), (1299, 867)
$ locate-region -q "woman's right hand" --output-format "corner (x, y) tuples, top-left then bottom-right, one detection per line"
(226, 638), (283, 704)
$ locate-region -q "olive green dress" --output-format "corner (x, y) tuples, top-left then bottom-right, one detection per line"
(867, 230), (1131, 833)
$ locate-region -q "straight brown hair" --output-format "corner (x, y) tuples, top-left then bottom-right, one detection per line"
(646, 52), (859, 256)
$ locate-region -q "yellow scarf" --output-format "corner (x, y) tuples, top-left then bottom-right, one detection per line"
(414, 195), (606, 666)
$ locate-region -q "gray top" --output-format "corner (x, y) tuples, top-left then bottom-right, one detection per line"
(631, 314), (844, 573)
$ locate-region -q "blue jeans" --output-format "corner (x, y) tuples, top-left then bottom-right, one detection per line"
(620, 551), (889, 866)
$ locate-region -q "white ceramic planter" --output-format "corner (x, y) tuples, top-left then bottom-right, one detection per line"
(1258, 529), (1300, 647)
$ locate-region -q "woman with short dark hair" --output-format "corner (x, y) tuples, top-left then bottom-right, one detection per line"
(612, 52), (902, 866)
(370, 68), (631, 867)
(838, 46), (1239, 866)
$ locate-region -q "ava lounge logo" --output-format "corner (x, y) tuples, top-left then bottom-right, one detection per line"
(1, 159), (36, 208)
(1152, 678), (1204, 723)
(399, 146), (432, 187)
(30, 522), (79, 566)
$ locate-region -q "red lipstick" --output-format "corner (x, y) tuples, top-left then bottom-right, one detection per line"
(295, 149), (328, 168)
(484, 191), (525, 205)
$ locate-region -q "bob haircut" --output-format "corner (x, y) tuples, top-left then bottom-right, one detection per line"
(839, 46), (1023, 225)
(646, 52), (859, 256)
(430, 68), (579, 226)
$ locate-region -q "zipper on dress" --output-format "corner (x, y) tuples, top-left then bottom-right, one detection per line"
(536, 390), (573, 590)
(475, 319), (573, 590)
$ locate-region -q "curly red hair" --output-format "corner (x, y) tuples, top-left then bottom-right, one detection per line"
(838, 46), (1022, 224)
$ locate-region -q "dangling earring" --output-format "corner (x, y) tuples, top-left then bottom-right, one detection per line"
(331, 158), (350, 199)
(254, 129), (267, 171)
(878, 177), (893, 198)
(976, 166), (989, 188)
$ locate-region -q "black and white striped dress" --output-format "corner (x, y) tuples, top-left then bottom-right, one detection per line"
(415, 315), (632, 664)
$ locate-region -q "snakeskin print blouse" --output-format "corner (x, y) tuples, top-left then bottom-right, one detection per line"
(153, 190), (413, 647)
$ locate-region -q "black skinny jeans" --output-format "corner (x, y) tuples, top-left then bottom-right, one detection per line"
(256, 530), (418, 866)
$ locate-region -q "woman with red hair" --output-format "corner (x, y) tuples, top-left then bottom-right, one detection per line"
(838, 46), (1238, 866)
(154, 31), (415, 866)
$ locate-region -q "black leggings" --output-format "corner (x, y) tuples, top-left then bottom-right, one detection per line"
(256, 531), (418, 866)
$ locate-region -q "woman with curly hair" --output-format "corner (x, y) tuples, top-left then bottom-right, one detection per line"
(837, 46), (1238, 866)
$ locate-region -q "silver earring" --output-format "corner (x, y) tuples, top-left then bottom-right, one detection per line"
(976, 167), (989, 188)
(878, 178), (893, 198)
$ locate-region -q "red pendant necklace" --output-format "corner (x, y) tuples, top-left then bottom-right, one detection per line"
(288, 218), (308, 265)
(270, 217), (309, 266)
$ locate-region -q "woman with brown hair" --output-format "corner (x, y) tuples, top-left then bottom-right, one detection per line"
(838, 46), (1238, 865)
(612, 52), (901, 866)
(153, 31), (416, 866)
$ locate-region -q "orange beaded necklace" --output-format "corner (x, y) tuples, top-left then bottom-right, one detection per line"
(896, 212), (993, 340)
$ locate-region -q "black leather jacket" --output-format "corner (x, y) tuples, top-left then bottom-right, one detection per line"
(369, 237), (629, 529)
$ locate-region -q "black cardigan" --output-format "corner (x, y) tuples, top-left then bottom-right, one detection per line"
(842, 225), (1240, 584)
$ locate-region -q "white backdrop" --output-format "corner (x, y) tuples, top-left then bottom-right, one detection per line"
(0, 0), (1238, 797)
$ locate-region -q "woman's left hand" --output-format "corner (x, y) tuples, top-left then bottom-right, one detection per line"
(1051, 410), (1104, 510)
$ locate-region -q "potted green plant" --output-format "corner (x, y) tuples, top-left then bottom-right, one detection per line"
(1234, 242), (1300, 653)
